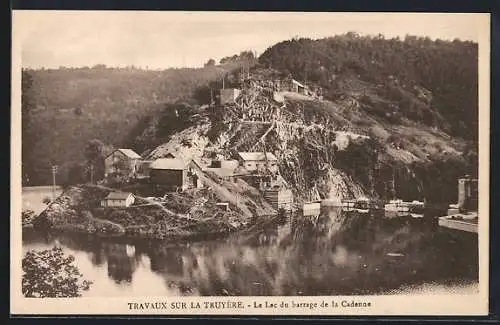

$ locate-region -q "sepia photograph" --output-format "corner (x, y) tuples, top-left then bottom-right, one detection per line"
(11, 11), (490, 315)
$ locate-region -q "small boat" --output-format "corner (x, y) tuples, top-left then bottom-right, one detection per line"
(384, 199), (409, 212)
(302, 201), (321, 211)
(352, 198), (371, 213)
(301, 201), (321, 216)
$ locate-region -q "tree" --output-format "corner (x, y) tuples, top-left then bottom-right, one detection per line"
(84, 139), (107, 163)
(84, 139), (110, 182)
(22, 209), (36, 226)
(66, 163), (86, 185)
(204, 59), (216, 67)
(22, 247), (93, 297)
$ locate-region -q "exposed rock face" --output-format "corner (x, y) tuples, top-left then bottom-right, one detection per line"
(137, 67), (471, 205)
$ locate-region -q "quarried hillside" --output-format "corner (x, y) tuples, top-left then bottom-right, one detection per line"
(132, 64), (476, 205)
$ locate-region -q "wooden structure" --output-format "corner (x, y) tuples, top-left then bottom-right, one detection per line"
(104, 149), (142, 180)
(101, 192), (135, 208)
(438, 214), (478, 234)
(237, 152), (278, 173)
(216, 202), (230, 211)
(149, 158), (190, 191)
(458, 176), (478, 211)
(264, 188), (294, 212)
(302, 201), (322, 216)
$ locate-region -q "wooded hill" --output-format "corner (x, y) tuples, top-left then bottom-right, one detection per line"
(21, 56), (255, 185)
(259, 33), (478, 142)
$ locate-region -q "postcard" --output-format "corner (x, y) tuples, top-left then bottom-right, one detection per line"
(11, 10), (490, 316)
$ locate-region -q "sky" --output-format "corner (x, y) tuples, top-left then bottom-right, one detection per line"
(14, 11), (488, 70)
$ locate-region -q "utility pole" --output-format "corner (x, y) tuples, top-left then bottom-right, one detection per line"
(51, 165), (58, 200)
(90, 163), (94, 184)
(222, 74), (225, 89)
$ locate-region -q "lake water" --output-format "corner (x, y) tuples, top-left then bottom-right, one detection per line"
(22, 186), (63, 216)
(22, 208), (479, 297)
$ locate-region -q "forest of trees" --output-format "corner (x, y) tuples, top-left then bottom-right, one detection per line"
(259, 33), (478, 142)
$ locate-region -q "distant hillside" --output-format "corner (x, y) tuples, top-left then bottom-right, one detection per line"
(22, 57), (256, 185)
(258, 33), (478, 141)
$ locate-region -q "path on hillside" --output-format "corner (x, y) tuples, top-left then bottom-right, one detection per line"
(136, 196), (198, 222)
(190, 162), (256, 218)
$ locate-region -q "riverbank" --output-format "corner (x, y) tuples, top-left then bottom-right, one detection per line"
(30, 184), (276, 242)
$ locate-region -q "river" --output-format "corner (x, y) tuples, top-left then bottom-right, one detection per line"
(21, 207), (479, 297)
(22, 186), (63, 216)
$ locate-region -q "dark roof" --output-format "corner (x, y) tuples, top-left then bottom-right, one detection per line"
(104, 192), (134, 200)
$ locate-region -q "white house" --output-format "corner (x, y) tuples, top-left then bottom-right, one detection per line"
(101, 192), (135, 208)
(237, 152), (278, 173)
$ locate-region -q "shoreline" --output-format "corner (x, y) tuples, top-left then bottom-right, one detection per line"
(23, 212), (281, 244)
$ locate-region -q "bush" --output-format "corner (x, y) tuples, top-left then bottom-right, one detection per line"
(22, 247), (93, 297)
(22, 210), (36, 226)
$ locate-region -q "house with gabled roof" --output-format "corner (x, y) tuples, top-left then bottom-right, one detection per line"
(237, 152), (278, 173)
(149, 158), (191, 191)
(104, 148), (142, 180)
(100, 191), (135, 208)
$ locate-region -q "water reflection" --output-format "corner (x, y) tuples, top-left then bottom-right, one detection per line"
(22, 207), (478, 296)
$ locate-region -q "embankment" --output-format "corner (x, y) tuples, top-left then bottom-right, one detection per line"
(31, 183), (275, 241)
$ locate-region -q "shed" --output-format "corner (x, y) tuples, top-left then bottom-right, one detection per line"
(101, 192), (135, 208)
(149, 158), (190, 191)
(264, 188), (294, 212)
(291, 79), (307, 94)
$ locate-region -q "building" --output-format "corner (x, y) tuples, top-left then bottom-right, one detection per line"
(458, 176), (478, 211)
(101, 192), (135, 208)
(219, 88), (241, 105)
(149, 158), (190, 191)
(278, 78), (309, 95)
(209, 159), (239, 170)
(149, 158), (204, 191)
(264, 188), (294, 212)
(104, 149), (142, 179)
(237, 152), (278, 173)
(204, 159), (239, 181)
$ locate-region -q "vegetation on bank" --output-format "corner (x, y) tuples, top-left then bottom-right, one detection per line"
(22, 247), (92, 297)
(32, 184), (269, 240)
